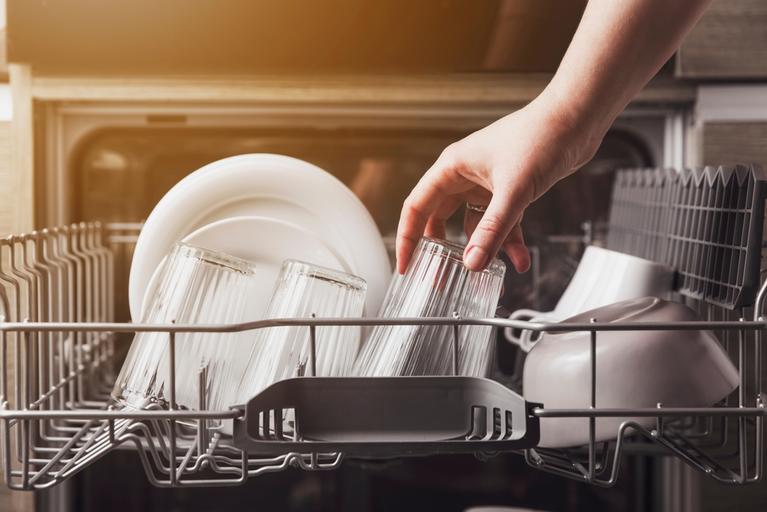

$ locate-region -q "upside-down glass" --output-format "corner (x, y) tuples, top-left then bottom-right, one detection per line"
(354, 237), (505, 377)
(111, 242), (260, 413)
(235, 259), (367, 404)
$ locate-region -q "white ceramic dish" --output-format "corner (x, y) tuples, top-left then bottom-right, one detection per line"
(129, 154), (390, 320)
(139, 216), (352, 321)
(523, 297), (739, 448)
(506, 246), (674, 351)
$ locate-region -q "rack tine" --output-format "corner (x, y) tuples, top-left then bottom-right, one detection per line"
(197, 365), (209, 460)
(309, 315), (317, 377)
(46, 230), (68, 411)
(588, 318), (597, 481)
(452, 312), (460, 376)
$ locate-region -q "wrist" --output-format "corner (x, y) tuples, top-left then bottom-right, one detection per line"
(532, 81), (610, 171)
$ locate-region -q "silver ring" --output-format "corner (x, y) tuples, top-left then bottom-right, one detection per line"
(466, 202), (488, 213)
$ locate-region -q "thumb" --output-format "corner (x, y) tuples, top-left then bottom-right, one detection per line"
(463, 184), (526, 271)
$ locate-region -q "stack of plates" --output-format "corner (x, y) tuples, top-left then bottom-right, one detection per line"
(129, 154), (391, 322)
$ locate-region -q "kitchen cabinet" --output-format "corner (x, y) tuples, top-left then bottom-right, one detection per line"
(690, 85), (767, 165)
(0, 121), (12, 230)
(702, 121), (767, 164)
(0, 63), (35, 512)
(5, 65), (32, 235)
(0, 120), (34, 512)
(676, 0), (767, 79)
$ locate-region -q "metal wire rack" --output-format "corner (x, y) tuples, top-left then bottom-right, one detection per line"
(0, 222), (765, 490)
(607, 164), (767, 309)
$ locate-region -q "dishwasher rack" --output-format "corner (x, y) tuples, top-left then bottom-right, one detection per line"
(0, 223), (765, 490)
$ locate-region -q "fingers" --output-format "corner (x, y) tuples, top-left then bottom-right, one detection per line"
(465, 209), (530, 273)
(424, 218), (446, 241)
(461, 188), (493, 239)
(503, 224), (530, 273)
(398, 144), (533, 274)
(463, 182), (528, 272)
(396, 182), (441, 273)
(396, 151), (468, 274)
(424, 195), (462, 240)
(463, 207), (481, 242)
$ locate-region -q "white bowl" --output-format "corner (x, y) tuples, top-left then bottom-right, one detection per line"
(523, 297), (739, 448)
(506, 246), (674, 352)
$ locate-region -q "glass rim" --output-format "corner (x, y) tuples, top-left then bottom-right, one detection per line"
(174, 242), (257, 275)
(281, 259), (367, 291)
(420, 237), (505, 277)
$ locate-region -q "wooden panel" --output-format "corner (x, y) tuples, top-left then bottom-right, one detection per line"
(0, 86), (35, 512)
(0, 29), (8, 82)
(0, 89), (35, 512)
(7, 65), (33, 234)
(5, 0), (588, 74)
(7, 0), (500, 74)
(0, 65), (39, 512)
(0, 121), (11, 231)
(702, 121), (767, 165)
(27, 73), (696, 107)
(677, 0), (767, 79)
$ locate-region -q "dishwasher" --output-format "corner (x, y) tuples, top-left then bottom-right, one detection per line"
(0, 163), (765, 503)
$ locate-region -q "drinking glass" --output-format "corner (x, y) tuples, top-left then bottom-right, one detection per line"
(112, 242), (260, 413)
(236, 259), (367, 405)
(354, 237), (505, 377)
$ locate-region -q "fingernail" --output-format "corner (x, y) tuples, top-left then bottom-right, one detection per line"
(464, 246), (487, 270)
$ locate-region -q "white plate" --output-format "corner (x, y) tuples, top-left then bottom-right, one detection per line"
(129, 154), (391, 320)
(139, 216), (352, 320)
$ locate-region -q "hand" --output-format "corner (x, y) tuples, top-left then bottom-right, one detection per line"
(396, 95), (603, 274)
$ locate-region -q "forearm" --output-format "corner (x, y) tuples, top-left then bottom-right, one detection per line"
(542, 0), (711, 154)
(396, 0), (715, 272)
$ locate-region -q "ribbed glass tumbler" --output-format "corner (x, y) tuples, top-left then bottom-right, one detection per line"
(354, 237), (505, 377)
(111, 242), (260, 413)
(236, 260), (367, 405)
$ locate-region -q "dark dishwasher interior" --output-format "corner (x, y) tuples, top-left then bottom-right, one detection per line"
(44, 124), (656, 512)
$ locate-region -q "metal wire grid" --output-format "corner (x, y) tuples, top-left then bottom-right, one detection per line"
(0, 223), (344, 489)
(607, 164), (767, 309)
(2, 312), (765, 489)
(524, 292), (766, 487)
(0, 223), (765, 490)
(606, 168), (675, 263)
